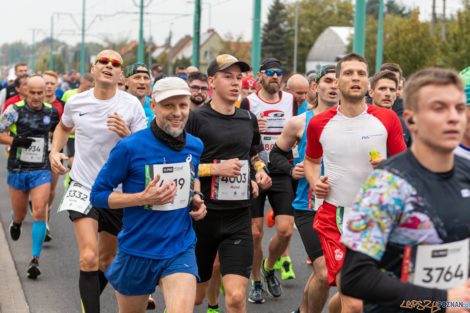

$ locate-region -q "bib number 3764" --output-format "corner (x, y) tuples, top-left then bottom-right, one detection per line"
(401, 238), (469, 289)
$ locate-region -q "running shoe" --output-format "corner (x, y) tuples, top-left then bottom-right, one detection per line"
(248, 281), (265, 303)
(44, 225), (52, 242)
(281, 257), (296, 280)
(220, 274), (225, 296)
(207, 307), (221, 313)
(273, 257), (282, 270)
(27, 257), (41, 279)
(146, 296), (156, 310)
(261, 259), (281, 297)
(9, 220), (22, 241)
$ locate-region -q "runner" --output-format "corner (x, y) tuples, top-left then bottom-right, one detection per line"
(454, 66), (470, 161)
(304, 53), (406, 313)
(0, 62), (28, 107)
(341, 67), (470, 313)
(90, 77), (206, 313)
(42, 70), (65, 242)
(3, 74), (29, 112)
(369, 70), (412, 147)
(270, 65), (340, 313)
(0, 76), (60, 278)
(49, 50), (147, 313)
(285, 74), (309, 114)
(187, 71), (209, 110)
(125, 63), (154, 127)
(240, 57), (297, 302)
(186, 54), (271, 313)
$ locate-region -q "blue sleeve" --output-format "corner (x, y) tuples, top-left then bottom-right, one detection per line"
(91, 140), (131, 209)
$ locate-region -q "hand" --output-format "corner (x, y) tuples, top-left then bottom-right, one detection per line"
(251, 180), (259, 198)
(212, 158), (243, 178)
(314, 176), (330, 199)
(140, 175), (177, 206)
(447, 280), (470, 312)
(370, 156), (386, 169)
(107, 112), (131, 138)
(11, 137), (34, 149)
(190, 194), (206, 221)
(257, 116), (267, 132)
(255, 169), (272, 190)
(49, 152), (69, 175)
(292, 162), (305, 180)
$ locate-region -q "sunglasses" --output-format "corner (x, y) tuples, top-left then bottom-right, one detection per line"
(189, 85), (209, 92)
(95, 57), (122, 68)
(261, 69), (283, 77)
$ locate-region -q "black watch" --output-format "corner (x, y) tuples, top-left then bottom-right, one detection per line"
(193, 191), (204, 200)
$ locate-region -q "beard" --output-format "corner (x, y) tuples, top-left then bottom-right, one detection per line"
(261, 77), (280, 94)
(160, 117), (186, 137)
(339, 86), (367, 103)
(190, 96), (205, 105)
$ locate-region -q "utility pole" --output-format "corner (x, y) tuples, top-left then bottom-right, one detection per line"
(167, 26), (173, 76)
(431, 0), (436, 36)
(293, 2), (298, 73)
(251, 0), (261, 76)
(192, 0), (201, 68)
(31, 29), (36, 72)
(50, 15), (54, 71)
(138, 0), (145, 63)
(81, 0), (86, 75)
(442, 0), (447, 41)
(353, 0), (366, 56)
(375, 0), (384, 73)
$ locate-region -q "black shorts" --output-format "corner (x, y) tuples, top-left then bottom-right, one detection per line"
(66, 138), (75, 158)
(294, 209), (323, 261)
(194, 207), (253, 282)
(68, 207), (123, 236)
(251, 175), (294, 218)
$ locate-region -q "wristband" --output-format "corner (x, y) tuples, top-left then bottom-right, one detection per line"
(198, 164), (212, 177)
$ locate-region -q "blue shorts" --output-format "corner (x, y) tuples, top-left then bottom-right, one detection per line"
(7, 170), (51, 192)
(105, 244), (198, 296)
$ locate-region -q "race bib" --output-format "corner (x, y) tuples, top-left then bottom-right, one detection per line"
(211, 160), (250, 201)
(401, 238), (469, 289)
(19, 137), (45, 163)
(308, 187), (322, 211)
(146, 160), (193, 211)
(261, 134), (279, 154)
(58, 181), (92, 214)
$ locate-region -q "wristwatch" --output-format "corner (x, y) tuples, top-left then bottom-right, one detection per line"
(193, 191), (204, 200)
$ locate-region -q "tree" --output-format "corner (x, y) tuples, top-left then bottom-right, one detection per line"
(34, 54), (65, 73)
(222, 33), (251, 64)
(286, 0), (354, 73)
(439, 8), (470, 70)
(261, 0), (292, 70)
(366, 0), (411, 18)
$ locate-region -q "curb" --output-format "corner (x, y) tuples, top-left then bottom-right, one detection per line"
(0, 220), (29, 313)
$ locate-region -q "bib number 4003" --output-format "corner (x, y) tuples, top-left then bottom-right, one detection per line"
(220, 174), (247, 184)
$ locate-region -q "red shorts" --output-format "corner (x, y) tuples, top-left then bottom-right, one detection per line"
(313, 201), (344, 286)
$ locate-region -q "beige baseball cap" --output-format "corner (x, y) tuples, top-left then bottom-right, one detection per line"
(152, 77), (191, 103)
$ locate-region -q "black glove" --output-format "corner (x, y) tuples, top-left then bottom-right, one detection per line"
(12, 137), (34, 149)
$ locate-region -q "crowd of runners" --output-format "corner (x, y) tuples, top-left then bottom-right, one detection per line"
(1, 46), (470, 313)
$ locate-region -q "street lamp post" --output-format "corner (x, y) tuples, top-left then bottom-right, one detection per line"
(251, 0), (261, 76)
(353, 0), (366, 56)
(375, 0), (384, 73)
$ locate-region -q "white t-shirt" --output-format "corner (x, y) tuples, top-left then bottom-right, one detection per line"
(454, 144), (470, 161)
(61, 88), (147, 188)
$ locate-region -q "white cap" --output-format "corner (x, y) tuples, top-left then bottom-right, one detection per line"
(152, 77), (190, 103)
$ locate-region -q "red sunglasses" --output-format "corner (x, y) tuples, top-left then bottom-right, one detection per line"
(95, 57), (122, 68)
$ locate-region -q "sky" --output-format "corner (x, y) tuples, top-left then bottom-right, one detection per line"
(2, 0), (465, 47)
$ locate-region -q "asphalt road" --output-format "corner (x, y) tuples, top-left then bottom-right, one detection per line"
(0, 152), (336, 313)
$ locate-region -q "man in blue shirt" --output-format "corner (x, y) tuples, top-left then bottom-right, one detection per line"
(126, 63), (155, 127)
(91, 77), (207, 313)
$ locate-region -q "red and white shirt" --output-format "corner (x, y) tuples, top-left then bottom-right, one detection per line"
(306, 104), (406, 208)
(244, 91), (295, 152)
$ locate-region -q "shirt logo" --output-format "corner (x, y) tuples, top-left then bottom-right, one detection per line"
(43, 115), (51, 125)
(263, 110), (285, 118)
(361, 134), (384, 140)
(79, 112), (88, 116)
(163, 167), (174, 173)
(461, 189), (470, 198)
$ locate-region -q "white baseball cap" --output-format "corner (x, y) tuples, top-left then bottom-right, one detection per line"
(152, 77), (190, 103)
